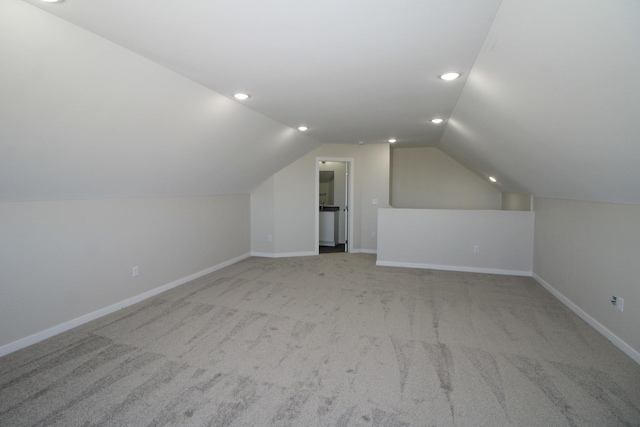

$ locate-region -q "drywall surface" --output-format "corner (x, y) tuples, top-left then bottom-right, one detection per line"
(0, 1), (320, 202)
(439, 0), (640, 204)
(250, 177), (276, 254)
(377, 208), (534, 275)
(250, 143), (390, 256)
(0, 195), (250, 352)
(502, 192), (532, 211)
(533, 197), (640, 362)
(273, 155), (317, 255)
(391, 147), (501, 209)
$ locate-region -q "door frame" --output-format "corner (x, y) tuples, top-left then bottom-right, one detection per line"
(315, 157), (354, 254)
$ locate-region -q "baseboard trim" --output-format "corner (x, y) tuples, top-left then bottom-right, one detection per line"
(251, 249), (377, 257)
(0, 253), (251, 358)
(352, 248), (377, 254)
(376, 260), (531, 277)
(251, 251), (317, 258)
(533, 273), (640, 365)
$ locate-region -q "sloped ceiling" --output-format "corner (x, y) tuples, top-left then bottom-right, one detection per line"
(19, 0), (502, 148)
(5, 0), (640, 204)
(441, 0), (640, 204)
(1, 1), (321, 201)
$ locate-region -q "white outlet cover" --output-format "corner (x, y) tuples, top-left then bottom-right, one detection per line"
(617, 297), (624, 312)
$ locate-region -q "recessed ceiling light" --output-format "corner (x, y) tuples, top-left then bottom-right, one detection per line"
(431, 118), (444, 124)
(41, 0), (64, 3)
(298, 126), (308, 132)
(388, 138), (397, 143)
(489, 176), (497, 183)
(233, 93), (250, 100)
(439, 72), (460, 81)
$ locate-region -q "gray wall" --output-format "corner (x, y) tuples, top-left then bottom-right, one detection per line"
(502, 193), (532, 211)
(0, 0), (321, 354)
(391, 147), (501, 210)
(251, 143), (390, 255)
(378, 208), (534, 275)
(0, 195), (250, 353)
(533, 197), (640, 361)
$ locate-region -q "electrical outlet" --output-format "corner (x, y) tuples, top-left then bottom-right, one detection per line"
(611, 296), (624, 312)
(474, 245), (480, 253)
(267, 234), (273, 242)
(371, 231), (377, 239)
(132, 266), (139, 278)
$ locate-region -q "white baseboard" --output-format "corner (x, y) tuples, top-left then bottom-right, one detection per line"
(251, 251), (317, 258)
(533, 273), (640, 365)
(0, 253), (251, 358)
(251, 250), (376, 257)
(352, 248), (377, 254)
(376, 260), (531, 277)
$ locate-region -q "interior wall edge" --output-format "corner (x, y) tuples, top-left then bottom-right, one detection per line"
(351, 249), (378, 255)
(250, 251), (317, 259)
(376, 260), (531, 277)
(0, 253), (251, 358)
(532, 196), (640, 365)
(533, 273), (640, 365)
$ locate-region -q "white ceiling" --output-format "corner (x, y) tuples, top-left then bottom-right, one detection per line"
(23, 0), (501, 146)
(17, 0), (640, 204)
(440, 0), (640, 203)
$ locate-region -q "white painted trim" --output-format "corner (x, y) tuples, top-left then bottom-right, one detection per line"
(253, 249), (375, 257)
(376, 260), (531, 277)
(251, 251), (317, 258)
(0, 253), (251, 358)
(316, 157), (355, 253)
(533, 273), (640, 365)
(353, 248), (377, 255)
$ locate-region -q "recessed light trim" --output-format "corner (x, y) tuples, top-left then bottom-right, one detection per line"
(489, 176), (497, 183)
(41, 0), (64, 3)
(439, 72), (460, 81)
(388, 138), (397, 143)
(431, 118), (444, 124)
(233, 93), (250, 100)
(298, 126), (308, 132)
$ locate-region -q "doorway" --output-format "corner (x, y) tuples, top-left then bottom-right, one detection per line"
(316, 158), (354, 254)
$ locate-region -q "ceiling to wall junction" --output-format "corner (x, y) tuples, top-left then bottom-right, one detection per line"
(12, 0), (640, 204)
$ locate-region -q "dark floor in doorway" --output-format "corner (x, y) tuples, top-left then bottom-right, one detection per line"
(319, 244), (346, 254)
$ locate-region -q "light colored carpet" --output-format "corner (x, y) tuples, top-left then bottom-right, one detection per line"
(1, 254), (639, 426)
